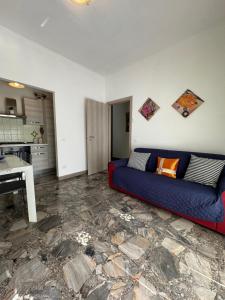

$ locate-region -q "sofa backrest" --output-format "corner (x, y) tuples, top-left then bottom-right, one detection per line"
(135, 148), (225, 179)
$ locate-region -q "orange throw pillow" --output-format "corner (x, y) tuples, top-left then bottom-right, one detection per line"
(156, 157), (180, 179)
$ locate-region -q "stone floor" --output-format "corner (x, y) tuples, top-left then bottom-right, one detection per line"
(0, 172), (225, 300)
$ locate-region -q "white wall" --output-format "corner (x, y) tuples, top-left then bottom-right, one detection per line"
(1, 21), (225, 177)
(0, 25), (105, 177)
(112, 102), (130, 158)
(106, 22), (225, 155)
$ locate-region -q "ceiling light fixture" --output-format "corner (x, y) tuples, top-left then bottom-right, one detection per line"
(71, 0), (91, 5)
(8, 82), (25, 89)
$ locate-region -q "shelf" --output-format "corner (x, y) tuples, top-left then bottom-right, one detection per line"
(0, 114), (25, 119)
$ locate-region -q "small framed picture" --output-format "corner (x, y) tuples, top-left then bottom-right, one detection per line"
(139, 98), (160, 121)
(172, 89), (204, 118)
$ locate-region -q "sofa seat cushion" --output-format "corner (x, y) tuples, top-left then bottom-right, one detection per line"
(113, 167), (224, 222)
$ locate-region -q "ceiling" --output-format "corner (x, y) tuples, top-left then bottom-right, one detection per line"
(0, 0), (225, 75)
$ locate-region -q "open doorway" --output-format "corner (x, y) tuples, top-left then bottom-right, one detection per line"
(85, 97), (132, 175)
(0, 77), (58, 181)
(109, 97), (132, 161)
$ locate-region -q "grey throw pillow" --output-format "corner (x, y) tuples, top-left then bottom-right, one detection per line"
(184, 155), (225, 187)
(128, 152), (151, 171)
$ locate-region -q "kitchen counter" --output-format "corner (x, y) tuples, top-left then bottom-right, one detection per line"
(0, 143), (48, 147)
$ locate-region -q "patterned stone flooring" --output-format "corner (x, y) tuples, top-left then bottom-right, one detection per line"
(0, 172), (225, 299)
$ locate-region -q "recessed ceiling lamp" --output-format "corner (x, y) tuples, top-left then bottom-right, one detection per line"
(71, 0), (91, 5)
(8, 82), (25, 89)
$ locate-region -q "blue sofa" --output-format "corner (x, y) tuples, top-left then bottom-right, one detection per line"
(108, 148), (225, 234)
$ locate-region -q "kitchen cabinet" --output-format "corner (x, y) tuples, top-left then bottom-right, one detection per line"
(23, 98), (44, 125)
(43, 99), (56, 169)
(30, 145), (49, 174)
(22, 97), (56, 175)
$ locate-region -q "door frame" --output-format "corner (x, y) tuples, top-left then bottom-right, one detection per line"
(107, 96), (133, 161)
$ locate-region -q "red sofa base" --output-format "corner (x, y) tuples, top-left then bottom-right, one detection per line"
(108, 163), (225, 235)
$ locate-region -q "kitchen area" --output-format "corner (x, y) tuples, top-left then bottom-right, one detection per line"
(0, 78), (57, 179)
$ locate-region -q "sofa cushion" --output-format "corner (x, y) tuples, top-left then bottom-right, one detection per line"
(135, 148), (190, 178)
(156, 157), (180, 179)
(128, 152), (151, 171)
(113, 166), (224, 222)
(184, 155), (225, 187)
(135, 148), (225, 180)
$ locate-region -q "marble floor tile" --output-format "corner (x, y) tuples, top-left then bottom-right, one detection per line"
(0, 172), (225, 299)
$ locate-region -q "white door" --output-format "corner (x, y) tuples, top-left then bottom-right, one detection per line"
(86, 99), (109, 175)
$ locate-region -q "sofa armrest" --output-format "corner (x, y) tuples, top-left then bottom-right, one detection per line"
(108, 159), (128, 169)
(218, 176), (225, 199)
(108, 159), (128, 188)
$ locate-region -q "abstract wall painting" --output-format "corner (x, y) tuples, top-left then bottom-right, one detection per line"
(172, 89), (204, 118)
(139, 98), (160, 121)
